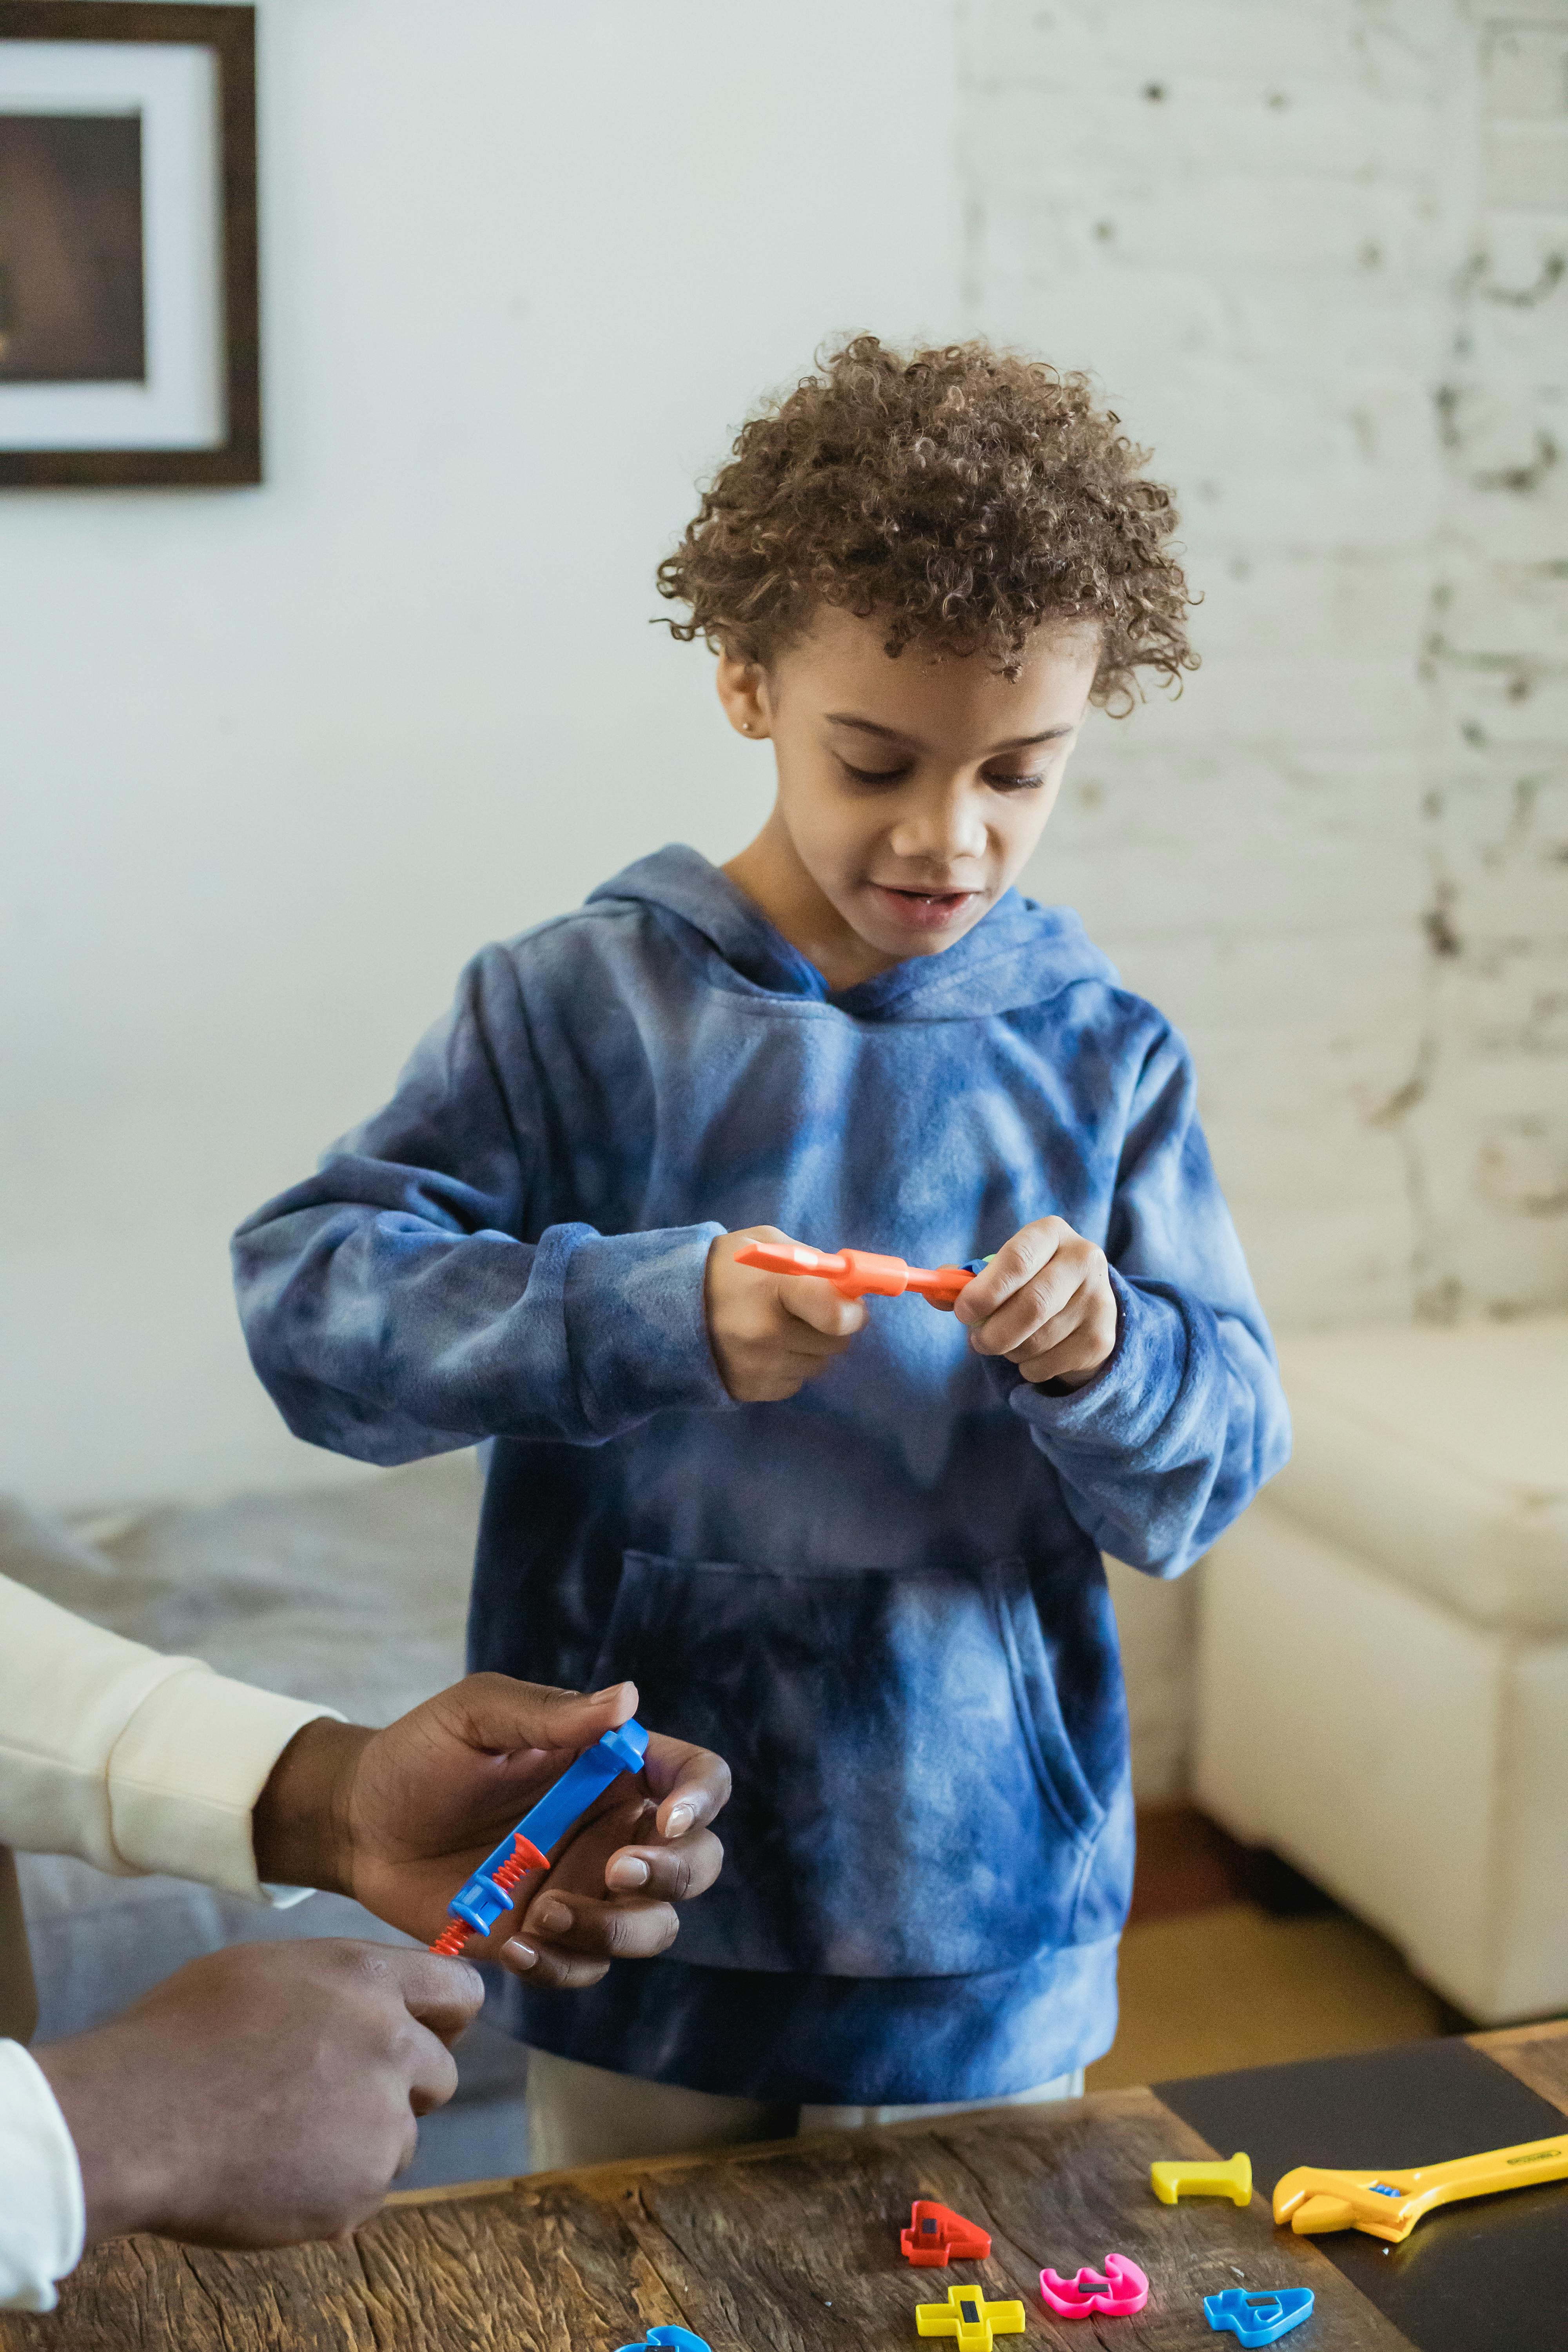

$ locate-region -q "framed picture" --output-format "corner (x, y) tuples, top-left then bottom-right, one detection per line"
(0, 2), (258, 485)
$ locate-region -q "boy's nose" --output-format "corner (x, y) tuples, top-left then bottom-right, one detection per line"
(887, 790), (989, 866)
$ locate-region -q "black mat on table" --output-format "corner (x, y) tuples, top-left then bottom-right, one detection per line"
(1159, 2037), (1568, 2352)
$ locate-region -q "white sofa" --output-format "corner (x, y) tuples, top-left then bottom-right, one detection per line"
(1194, 1315), (1568, 2027)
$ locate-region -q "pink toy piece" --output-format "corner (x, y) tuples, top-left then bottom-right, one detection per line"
(1038, 2253), (1149, 2318)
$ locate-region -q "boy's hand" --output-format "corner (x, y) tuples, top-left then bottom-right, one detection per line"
(252, 1677), (728, 1988)
(704, 1225), (868, 1402)
(954, 1217), (1117, 1389)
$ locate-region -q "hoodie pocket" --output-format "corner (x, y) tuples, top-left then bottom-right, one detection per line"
(593, 1550), (1105, 1977)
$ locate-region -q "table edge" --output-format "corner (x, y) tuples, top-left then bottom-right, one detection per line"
(390, 2021), (1568, 2212)
(1466, 2017), (1568, 2118)
(385, 2083), (1173, 2208)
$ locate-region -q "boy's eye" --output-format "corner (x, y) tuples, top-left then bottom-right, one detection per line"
(840, 758), (914, 786)
(836, 756), (1048, 790)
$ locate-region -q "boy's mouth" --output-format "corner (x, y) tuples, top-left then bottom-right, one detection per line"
(866, 881), (983, 933)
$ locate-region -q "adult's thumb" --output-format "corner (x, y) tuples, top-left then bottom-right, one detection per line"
(442, 1672), (639, 1756)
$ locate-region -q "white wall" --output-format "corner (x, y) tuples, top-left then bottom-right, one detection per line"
(0, 0), (962, 1510)
(970, 0), (1568, 1341)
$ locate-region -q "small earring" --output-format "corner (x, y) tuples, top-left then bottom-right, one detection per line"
(740, 720), (752, 733)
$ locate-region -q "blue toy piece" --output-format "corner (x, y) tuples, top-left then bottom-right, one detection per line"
(613, 2330), (711, 2352)
(1204, 2287), (1315, 2345)
(445, 1719), (649, 1939)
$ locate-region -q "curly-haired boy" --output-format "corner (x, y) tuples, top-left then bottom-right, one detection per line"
(234, 336), (1290, 2162)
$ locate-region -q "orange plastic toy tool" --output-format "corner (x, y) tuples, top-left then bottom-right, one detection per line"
(735, 1240), (973, 1306)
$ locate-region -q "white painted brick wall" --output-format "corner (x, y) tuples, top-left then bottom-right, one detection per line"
(959, 0), (1568, 1795)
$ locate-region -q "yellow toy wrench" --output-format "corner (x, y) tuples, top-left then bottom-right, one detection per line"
(1273, 2133), (1568, 2243)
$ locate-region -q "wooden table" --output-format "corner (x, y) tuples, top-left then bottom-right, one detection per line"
(5, 2022), (1564, 2351)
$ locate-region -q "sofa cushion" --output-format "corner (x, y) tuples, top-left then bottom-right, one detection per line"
(1267, 1316), (1568, 1635)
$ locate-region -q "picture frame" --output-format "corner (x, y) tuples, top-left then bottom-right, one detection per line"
(0, 1), (258, 486)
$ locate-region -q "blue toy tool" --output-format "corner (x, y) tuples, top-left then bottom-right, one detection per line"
(430, 1717), (649, 1953)
(1204, 2287), (1315, 2345)
(614, 2331), (711, 2352)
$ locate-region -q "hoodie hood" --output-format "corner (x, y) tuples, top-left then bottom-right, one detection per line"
(587, 844), (1119, 1023)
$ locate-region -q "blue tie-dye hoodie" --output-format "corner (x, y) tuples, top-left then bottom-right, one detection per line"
(233, 845), (1288, 2103)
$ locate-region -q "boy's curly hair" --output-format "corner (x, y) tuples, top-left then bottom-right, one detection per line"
(656, 334), (1196, 713)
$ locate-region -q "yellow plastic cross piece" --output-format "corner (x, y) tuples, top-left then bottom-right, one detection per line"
(915, 2284), (1026, 2352)
(1273, 2132), (1568, 2244)
(1151, 2152), (1253, 2207)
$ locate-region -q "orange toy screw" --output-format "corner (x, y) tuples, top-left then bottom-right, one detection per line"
(735, 1239), (973, 1307)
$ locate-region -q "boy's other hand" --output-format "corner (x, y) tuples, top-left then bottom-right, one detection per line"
(704, 1225), (868, 1403)
(954, 1216), (1117, 1389)
(252, 1677), (728, 1988)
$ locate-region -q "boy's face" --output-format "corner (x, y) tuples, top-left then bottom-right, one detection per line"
(718, 606), (1098, 986)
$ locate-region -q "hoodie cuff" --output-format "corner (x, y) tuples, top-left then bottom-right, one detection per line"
(107, 1664), (341, 1904)
(998, 1269), (1190, 1456)
(561, 1222), (734, 1432)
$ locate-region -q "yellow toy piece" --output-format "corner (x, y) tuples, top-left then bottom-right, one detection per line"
(915, 2283), (1026, 2352)
(1150, 2152), (1253, 2207)
(1273, 2132), (1568, 2244)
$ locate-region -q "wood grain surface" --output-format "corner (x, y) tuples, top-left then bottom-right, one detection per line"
(0, 2085), (1416, 2352)
(1469, 2020), (1568, 2121)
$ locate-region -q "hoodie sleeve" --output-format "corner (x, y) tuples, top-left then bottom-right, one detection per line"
(998, 1023), (1290, 1576)
(232, 950), (732, 1461)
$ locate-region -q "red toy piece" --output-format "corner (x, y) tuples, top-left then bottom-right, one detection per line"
(900, 2201), (994, 2267)
(428, 1831), (549, 1956)
(735, 1240), (972, 1307)
(1038, 2253), (1149, 2318)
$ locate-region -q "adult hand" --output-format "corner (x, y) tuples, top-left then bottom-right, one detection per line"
(953, 1216), (1117, 1388)
(704, 1224), (867, 1401)
(252, 1676), (729, 1987)
(34, 1940), (480, 2250)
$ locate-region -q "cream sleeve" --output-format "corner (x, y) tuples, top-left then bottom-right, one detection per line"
(0, 1571), (339, 1899)
(0, 1575), (349, 2308)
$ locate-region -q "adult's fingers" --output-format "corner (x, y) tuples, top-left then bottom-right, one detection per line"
(380, 1948), (486, 2042)
(496, 1942), (612, 1990)
(429, 1672), (641, 1760)
(517, 1888), (682, 1964)
(638, 1733), (732, 1835)
(604, 1825), (725, 1901)
(403, 2020), (463, 2117)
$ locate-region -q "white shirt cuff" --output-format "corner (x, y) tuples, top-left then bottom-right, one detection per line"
(0, 2040), (84, 2311)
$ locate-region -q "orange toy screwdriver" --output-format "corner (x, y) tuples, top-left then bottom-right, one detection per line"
(735, 1239), (975, 1307)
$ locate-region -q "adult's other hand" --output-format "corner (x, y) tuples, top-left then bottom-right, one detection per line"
(35, 1940), (479, 2250)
